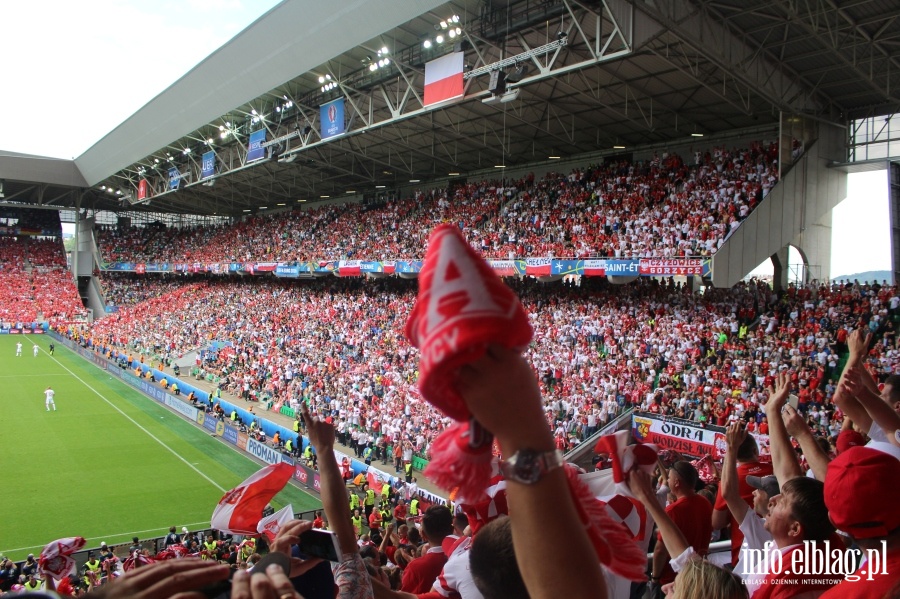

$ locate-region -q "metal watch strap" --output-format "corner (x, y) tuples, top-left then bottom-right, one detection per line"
(500, 448), (564, 484)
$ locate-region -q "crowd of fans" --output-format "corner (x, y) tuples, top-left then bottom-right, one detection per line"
(7, 324), (900, 598)
(97, 141), (778, 264)
(87, 271), (899, 463)
(10, 138), (900, 598)
(0, 237), (85, 324)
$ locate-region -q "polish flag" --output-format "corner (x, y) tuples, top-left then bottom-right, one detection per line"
(424, 52), (464, 107)
(211, 463), (294, 534)
(583, 259), (606, 276)
(338, 260), (362, 277)
(525, 257), (552, 276)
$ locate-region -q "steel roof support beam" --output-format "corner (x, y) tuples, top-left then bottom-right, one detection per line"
(637, 0), (828, 115)
(766, 0), (900, 108)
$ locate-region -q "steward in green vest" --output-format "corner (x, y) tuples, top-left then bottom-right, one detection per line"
(349, 491), (361, 512)
(203, 536), (218, 560)
(364, 487), (376, 517)
(83, 555), (102, 573)
(409, 498), (420, 517)
(350, 511), (364, 536)
(284, 438), (293, 453)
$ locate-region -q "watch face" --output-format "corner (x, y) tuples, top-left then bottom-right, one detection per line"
(516, 459), (541, 483)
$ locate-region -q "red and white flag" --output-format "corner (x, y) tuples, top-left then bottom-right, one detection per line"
(594, 430), (659, 499)
(257, 504), (294, 542)
(424, 52), (464, 106)
(211, 463), (294, 534)
(458, 476), (508, 533)
(338, 260), (362, 277)
(39, 536), (86, 581)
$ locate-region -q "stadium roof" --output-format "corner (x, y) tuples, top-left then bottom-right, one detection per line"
(1, 0), (898, 216)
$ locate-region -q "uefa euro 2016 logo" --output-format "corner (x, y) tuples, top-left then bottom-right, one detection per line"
(328, 103), (337, 123)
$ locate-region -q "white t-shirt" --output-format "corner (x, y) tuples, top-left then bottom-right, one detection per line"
(867, 421), (890, 445)
(45, 389), (55, 401)
(734, 510), (773, 596)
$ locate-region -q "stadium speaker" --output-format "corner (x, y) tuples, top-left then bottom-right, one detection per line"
(453, 40), (471, 53)
(269, 142), (285, 160)
(487, 70), (506, 94)
(506, 63), (528, 83)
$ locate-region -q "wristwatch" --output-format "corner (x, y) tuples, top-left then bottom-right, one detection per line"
(499, 448), (564, 484)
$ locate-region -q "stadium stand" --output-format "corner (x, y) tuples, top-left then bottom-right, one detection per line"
(95, 143), (777, 265)
(0, 236), (85, 325)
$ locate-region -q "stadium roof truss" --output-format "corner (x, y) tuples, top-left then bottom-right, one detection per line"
(2, 0), (899, 217)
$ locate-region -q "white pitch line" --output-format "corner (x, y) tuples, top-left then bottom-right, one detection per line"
(41, 346), (226, 493)
(0, 521), (212, 554)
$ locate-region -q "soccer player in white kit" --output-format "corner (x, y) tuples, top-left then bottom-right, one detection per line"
(33, 345), (39, 357)
(45, 386), (56, 411)
(16, 342), (22, 357)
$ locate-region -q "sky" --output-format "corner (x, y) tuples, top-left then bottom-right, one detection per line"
(2, 1), (894, 279)
(0, 0), (281, 159)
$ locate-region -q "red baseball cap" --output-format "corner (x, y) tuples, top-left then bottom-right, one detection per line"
(824, 445), (900, 538)
(835, 428), (865, 454)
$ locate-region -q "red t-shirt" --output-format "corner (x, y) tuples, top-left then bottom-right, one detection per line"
(820, 546), (900, 599)
(658, 494), (713, 585)
(394, 504), (408, 521)
(401, 547), (449, 594)
(714, 460), (774, 566)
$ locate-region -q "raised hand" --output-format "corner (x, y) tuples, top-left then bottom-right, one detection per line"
(725, 420), (747, 449)
(847, 328), (872, 358)
(271, 519), (324, 578)
(627, 469), (656, 504)
(765, 371), (791, 415)
(781, 404), (811, 439)
(455, 345), (551, 451)
(230, 562), (303, 599)
(301, 403), (335, 452)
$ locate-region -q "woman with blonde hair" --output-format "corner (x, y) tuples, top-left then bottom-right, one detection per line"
(669, 557), (746, 599)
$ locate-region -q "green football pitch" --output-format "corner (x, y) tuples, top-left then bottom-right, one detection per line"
(0, 335), (320, 560)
